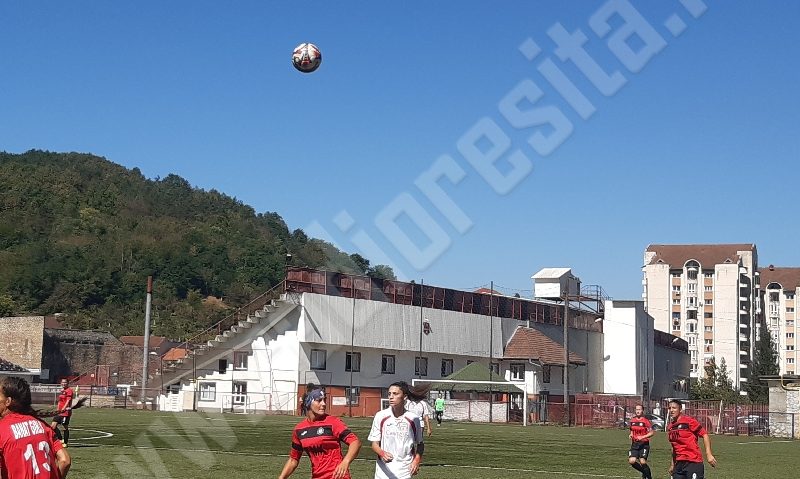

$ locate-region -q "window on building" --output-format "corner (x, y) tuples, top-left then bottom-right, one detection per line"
(687, 310), (697, 320)
(671, 271), (681, 278)
(347, 386), (360, 406)
(770, 292), (780, 302)
(688, 336), (697, 346)
(787, 345), (795, 351)
(704, 326), (713, 332)
(345, 352), (361, 372)
(382, 355), (396, 374)
(704, 312), (713, 319)
(490, 362), (500, 374)
(672, 312), (681, 320)
(787, 292), (796, 300)
(687, 297), (698, 308)
(672, 285), (681, 292)
(415, 357), (429, 377)
(788, 358), (795, 364)
(788, 333), (796, 339)
(233, 381), (247, 404)
(542, 365), (551, 383)
(673, 299), (681, 305)
(788, 307), (795, 313)
(705, 298), (713, 305)
(218, 359), (228, 374)
(199, 382), (216, 401)
(688, 283), (697, 293)
(311, 349), (327, 370)
(704, 339), (713, 346)
(788, 320), (795, 327)
(510, 363), (525, 381)
(687, 322), (697, 333)
(704, 286), (713, 292)
(672, 319), (681, 331)
(789, 370), (796, 375)
(687, 270), (698, 281)
(441, 359), (454, 377)
(233, 351), (248, 371)
(704, 271), (714, 278)
(690, 363), (698, 373)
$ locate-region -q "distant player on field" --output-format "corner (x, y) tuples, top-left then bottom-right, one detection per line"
(667, 399), (717, 479)
(369, 381), (423, 479)
(627, 404), (654, 479)
(50, 379), (73, 447)
(0, 376), (71, 479)
(404, 384), (432, 437)
(433, 394), (445, 426)
(278, 384), (361, 479)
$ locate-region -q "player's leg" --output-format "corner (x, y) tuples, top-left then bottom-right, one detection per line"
(51, 417), (63, 441)
(638, 446), (652, 479)
(628, 448), (643, 472)
(61, 416), (71, 445)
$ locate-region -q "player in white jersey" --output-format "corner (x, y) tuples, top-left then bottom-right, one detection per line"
(368, 381), (423, 479)
(405, 396), (432, 438)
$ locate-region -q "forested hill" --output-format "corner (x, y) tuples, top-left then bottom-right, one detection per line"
(0, 150), (394, 337)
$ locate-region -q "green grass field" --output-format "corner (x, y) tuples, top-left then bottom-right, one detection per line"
(62, 408), (792, 478)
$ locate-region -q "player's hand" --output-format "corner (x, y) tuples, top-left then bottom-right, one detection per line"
(380, 451), (393, 463)
(410, 458), (420, 475)
(332, 462), (350, 478)
(668, 464), (674, 475)
(707, 454), (717, 467)
(427, 428), (432, 437)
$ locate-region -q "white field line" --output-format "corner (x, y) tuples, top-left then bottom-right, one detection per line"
(69, 428), (114, 441)
(75, 443), (626, 477)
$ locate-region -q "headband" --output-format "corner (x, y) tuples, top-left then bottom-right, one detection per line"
(304, 389), (324, 408)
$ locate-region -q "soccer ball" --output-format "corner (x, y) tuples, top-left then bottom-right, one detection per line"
(292, 43), (322, 73)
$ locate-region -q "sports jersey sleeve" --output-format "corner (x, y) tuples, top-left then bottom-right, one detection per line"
(423, 401), (432, 418)
(289, 428), (303, 460)
(367, 413), (382, 442)
(412, 416), (423, 444)
(690, 416), (707, 437)
(331, 417), (357, 445)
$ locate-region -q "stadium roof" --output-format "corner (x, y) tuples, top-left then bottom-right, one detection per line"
(503, 326), (586, 366)
(0, 356), (30, 373)
(424, 362), (521, 393)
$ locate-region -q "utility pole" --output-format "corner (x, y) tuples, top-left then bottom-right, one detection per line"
(418, 279), (424, 378)
(349, 278), (356, 417)
(563, 291), (570, 426)
(489, 281), (494, 424)
(141, 276), (153, 404)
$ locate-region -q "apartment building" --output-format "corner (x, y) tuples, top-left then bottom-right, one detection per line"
(758, 266), (799, 375)
(642, 244), (758, 389)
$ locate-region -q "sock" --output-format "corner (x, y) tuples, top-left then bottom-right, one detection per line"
(641, 464), (652, 479)
(53, 427), (63, 441)
(63, 428), (70, 444)
(630, 462), (643, 472)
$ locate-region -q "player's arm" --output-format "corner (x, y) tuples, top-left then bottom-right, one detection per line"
(277, 457), (299, 479)
(56, 447), (71, 478)
(333, 436), (361, 479)
(371, 441), (392, 462)
(700, 432), (717, 467)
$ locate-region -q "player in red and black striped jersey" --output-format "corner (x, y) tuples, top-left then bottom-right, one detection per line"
(49, 379), (73, 447)
(278, 384), (361, 479)
(0, 376), (71, 479)
(627, 404), (654, 479)
(667, 399), (717, 479)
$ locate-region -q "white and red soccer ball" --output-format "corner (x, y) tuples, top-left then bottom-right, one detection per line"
(292, 43), (322, 73)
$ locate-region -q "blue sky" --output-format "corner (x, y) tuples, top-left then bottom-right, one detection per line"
(2, 1), (798, 300)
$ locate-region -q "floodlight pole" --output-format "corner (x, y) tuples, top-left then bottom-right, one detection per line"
(488, 281), (494, 424)
(418, 279), (424, 379)
(141, 276), (153, 404)
(563, 291), (570, 426)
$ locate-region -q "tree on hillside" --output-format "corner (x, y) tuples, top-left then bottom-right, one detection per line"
(745, 321), (780, 402)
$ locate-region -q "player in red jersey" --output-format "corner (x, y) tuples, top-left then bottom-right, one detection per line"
(278, 384), (361, 479)
(627, 404), (654, 479)
(0, 376), (71, 479)
(49, 380), (73, 447)
(667, 399), (717, 479)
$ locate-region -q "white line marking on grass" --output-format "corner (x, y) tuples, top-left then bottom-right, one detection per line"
(77, 444), (626, 477)
(70, 428), (114, 441)
(735, 439), (795, 445)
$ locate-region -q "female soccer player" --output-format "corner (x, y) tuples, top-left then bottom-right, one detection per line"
(667, 399), (717, 479)
(278, 384), (361, 479)
(627, 404), (654, 479)
(369, 381), (424, 479)
(50, 378), (74, 446)
(404, 385), (432, 437)
(0, 376), (71, 479)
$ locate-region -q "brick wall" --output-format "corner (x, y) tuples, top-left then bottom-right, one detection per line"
(42, 329), (144, 385)
(0, 316), (44, 370)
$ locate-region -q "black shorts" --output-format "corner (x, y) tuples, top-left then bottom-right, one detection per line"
(672, 460), (704, 479)
(628, 442), (650, 459)
(52, 415), (71, 427)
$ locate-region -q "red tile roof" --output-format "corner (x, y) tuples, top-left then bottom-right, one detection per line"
(503, 326), (586, 366)
(162, 347), (189, 361)
(760, 266), (800, 290)
(645, 244), (756, 267)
